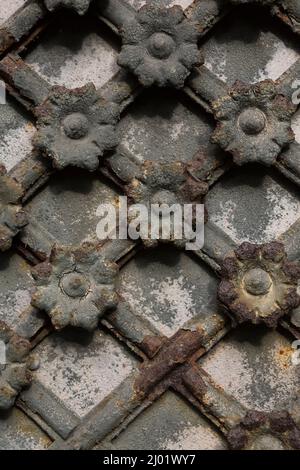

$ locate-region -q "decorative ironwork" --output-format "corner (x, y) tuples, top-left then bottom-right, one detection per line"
(218, 241), (300, 327)
(211, 80), (295, 166)
(118, 4), (202, 88)
(0, 0), (299, 451)
(31, 242), (119, 331)
(33, 84), (120, 170)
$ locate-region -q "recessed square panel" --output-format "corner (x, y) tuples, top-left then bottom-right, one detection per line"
(31, 329), (138, 418)
(199, 325), (300, 412)
(119, 88), (223, 165)
(24, 14), (119, 89)
(202, 6), (300, 85)
(118, 246), (221, 337)
(206, 166), (300, 245)
(0, 0), (26, 24)
(111, 391), (227, 450)
(25, 170), (120, 246)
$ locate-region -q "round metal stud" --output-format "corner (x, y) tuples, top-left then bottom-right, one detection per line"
(243, 268), (272, 296)
(148, 33), (175, 59)
(238, 108), (266, 135)
(63, 113), (89, 140)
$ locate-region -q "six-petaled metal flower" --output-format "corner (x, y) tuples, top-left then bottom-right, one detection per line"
(218, 241), (300, 327)
(31, 242), (119, 331)
(44, 0), (92, 15)
(0, 165), (27, 252)
(125, 160), (208, 247)
(33, 83), (120, 171)
(0, 322), (36, 410)
(211, 80), (295, 166)
(118, 3), (202, 88)
(228, 410), (300, 450)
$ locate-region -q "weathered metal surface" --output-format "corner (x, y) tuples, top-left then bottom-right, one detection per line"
(45, 0), (92, 16)
(118, 3), (202, 88)
(227, 410), (300, 450)
(34, 83), (120, 169)
(0, 321), (36, 410)
(31, 242), (119, 330)
(0, 164), (27, 251)
(0, 0), (299, 451)
(211, 80), (296, 166)
(218, 241), (300, 327)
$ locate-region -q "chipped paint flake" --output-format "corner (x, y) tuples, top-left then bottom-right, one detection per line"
(0, 0), (26, 24)
(34, 330), (137, 417)
(254, 42), (299, 82)
(121, 272), (197, 337)
(200, 329), (300, 412)
(207, 173), (300, 244)
(0, 124), (35, 171)
(28, 33), (119, 89)
(264, 184), (300, 241)
(205, 54), (227, 83)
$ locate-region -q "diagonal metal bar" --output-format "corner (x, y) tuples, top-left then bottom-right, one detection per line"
(0, 53), (51, 107)
(186, 0), (231, 37)
(0, 0), (47, 57)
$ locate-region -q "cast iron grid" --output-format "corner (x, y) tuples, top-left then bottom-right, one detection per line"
(0, 0), (299, 450)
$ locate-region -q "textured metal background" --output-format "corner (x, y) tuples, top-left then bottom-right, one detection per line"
(0, 0), (299, 450)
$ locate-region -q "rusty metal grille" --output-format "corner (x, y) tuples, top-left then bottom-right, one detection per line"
(0, 0), (299, 451)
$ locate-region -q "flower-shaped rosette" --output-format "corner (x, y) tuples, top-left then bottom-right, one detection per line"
(218, 241), (300, 327)
(125, 161), (208, 247)
(211, 80), (295, 166)
(0, 165), (27, 252)
(118, 4), (202, 88)
(0, 322), (35, 410)
(228, 410), (300, 450)
(33, 83), (120, 171)
(44, 0), (91, 15)
(31, 243), (119, 331)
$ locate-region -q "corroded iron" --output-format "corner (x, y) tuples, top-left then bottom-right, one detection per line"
(227, 410), (300, 450)
(118, 3), (202, 88)
(0, 321), (36, 411)
(0, 165), (27, 252)
(125, 160), (208, 247)
(211, 80), (295, 166)
(218, 241), (300, 327)
(44, 0), (92, 15)
(33, 84), (120, 170)
(31, 242), (119, 331)
(0, 0), (299, 451)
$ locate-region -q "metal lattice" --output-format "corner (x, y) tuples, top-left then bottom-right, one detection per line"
(0, 0), (299, 450)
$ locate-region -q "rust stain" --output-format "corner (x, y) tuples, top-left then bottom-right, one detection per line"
(134, 328), (205, 399)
